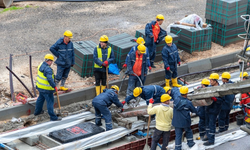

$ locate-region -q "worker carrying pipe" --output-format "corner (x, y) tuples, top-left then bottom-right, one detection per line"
(50, 30), (75, 91)
(240, 72), (250, 114)
(162, 35), (182, 88)
(93, 35), (115, 96)
(174, 14), (207, 29)
(145, 14), (167, 68)
(34, 54), (61, 121)
(92, 85), (124, 131)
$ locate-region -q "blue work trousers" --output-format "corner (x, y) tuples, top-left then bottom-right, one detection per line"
(148, 44), (156, 66)
(55, 65), (71, 82)
(92, 102), (112, 131)
(126, 75), (143, 96)
(174, 127), (195, 150)
(165, 65), (177, 79)
(199, 117), (206, 137)
(34, 92), (58, 121)
(218, 109), (230, 132)
(206, 113), (218, 143)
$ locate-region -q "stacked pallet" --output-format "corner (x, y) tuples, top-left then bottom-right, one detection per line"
(205, 0), (248, 46)
(71, 41), (97, 77)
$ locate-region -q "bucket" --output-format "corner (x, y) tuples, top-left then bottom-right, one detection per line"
(236, 114), (244, 126)
(0, 0), (13, 8)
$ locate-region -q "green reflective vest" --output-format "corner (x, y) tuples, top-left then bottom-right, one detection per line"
(94, 46), (111, 68)
(36, 62), (55, 90)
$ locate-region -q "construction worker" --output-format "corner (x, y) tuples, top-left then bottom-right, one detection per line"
(196, 78), (210, 140)
(218, 72), (235, 133)
(162, 35), (182, 87)
(124, 85), (166, 105)
(34, 54), (61, 121)
(50, 30), (74, 91)
(164, 86), (181, 101)
(92, 85), (123, 131)
(147, 94), (173, 150)
(93, 35), (115, 96)
(172, 86), (197, 150)
(174, 14), (207, 29)
(126, 44), (148, 96)
(145, 14), (167, 68)
(203, 73), (224, 146)
(240, 72), (250, 113)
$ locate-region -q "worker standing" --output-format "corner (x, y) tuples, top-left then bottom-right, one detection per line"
(126, 44), (148, 96)
(124, 85), (166, 105)
(93, 35), (115, 96)
(50, 30), (74, 91)
(162, 35), (182, 87)
(92, 85), (123, 131)
(145, 14), (167, 68)
(147, 94), (173, 150)
(239, 72), (250, 114)
(164, 86), (181, 101)
(203, 73), (224, 146)
(218, 72), (235, 133)
(172, 86), (197, 150)
(34, 54), (61, 121)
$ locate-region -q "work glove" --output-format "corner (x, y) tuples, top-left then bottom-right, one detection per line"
(123, 64), (127, 68)
(178, 62), (181, 66)
(149, 98), (154, 104)
(130, 39), (137, 42)
(166, 67), (170, 71)
(149, 66), (152, 70)
(102, 61), (109, 67)
(211, 97), (217, 102)
(121, 101), (126, 105)
(55, 87), (58, 92)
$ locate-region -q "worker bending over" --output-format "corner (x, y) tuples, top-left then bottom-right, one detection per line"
(218, 72), (235, 133)
(162, 35), (182, 87)
(175, 14), (207, 29)
(147, 94), (173, 150)
(145, 14), (167, 68)
(240, 72), (250, 113)
(92, 85), (123, 131)
(172, 86), (197, 150)
(34, 54), (61, 121)
(93, 35), (115, 96)
(50, 30), (74, 91)
(164, 86), (181, 101)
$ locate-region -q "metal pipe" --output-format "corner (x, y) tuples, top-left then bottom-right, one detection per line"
(29, 55), (37, 97)
(6, 66), (34, 98)
(9, 54), (15, 102)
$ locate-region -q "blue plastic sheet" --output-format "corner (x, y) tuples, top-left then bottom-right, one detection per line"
(108, 63), (120, 75)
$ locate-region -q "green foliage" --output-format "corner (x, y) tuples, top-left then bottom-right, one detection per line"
(0, 6), (24, 13)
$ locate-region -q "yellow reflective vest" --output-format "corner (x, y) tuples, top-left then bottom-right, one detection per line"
(94, 46), (111, 68)
(36, 62), (55, 90)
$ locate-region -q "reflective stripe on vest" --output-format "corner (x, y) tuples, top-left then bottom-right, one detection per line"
(94, 46), (111, 68)
(36, 62), (55, 90)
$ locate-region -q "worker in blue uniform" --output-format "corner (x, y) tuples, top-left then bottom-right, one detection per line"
(92, 85), (123, 131)
(172, 86), (197, 150)
(203, 73), (225, 146)
(218, 72), (235, 133)
(164, 86), (181, 101)
(162, 35), (182, 88)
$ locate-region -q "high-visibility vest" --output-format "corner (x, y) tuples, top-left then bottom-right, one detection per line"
(36, 62), (55, 90)
(94, 46), (111, 68)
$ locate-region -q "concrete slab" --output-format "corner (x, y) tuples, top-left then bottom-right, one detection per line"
(177, 64), (189, 75)
(20, 135), (39, 146)
(188, 58), (212, 73)
(210, 51), (240, 68)
(39, 135), (61, 148)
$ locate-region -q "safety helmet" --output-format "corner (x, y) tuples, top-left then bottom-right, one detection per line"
(180, 86), (189, 94)
(164, 86), (172, 93)
(201, 78), (210, 85)
(221, 72), (231, 79)
(133, 87), (142, 97)
(156, 14), (164, 20)
(100, 35), (109, 42)
(240, 72), (249, 77)
(165, 35), (173, 44)
(246, 47), (250, 51)
(136, 37), (145, 45)
(138, 44), (146, 54)
(64, 30), (73, 39)
(161, 94), (172, 103)
(209, 73), (219, 80)
(44, 54), (54, 61)
(245, 47), (250, 57)
(111, 85), (119, 92)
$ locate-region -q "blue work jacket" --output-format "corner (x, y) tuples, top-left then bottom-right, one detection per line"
(221, 80), (235, 110)
(170, 87), (181, 101)
(125, 45), (151, 67)
(162, 43), (180, 68)
(206, 85), (224, 114)
(145, 21), (167, 47)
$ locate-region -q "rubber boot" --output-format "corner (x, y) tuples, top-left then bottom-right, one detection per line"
(165, 79), (170, 87)
(60, 86), (68, 91)
(172, 78), (182, 87)
(101, 85), (106, 93)
(95, 86), (101, 96)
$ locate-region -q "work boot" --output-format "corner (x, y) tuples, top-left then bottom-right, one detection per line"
(101, 85), (106, 93)
(96, 86), (101, 96)
(203, 141), (214, 146)
(202, 137), (208, 141)
(151, 64), (156, 68)
(59, 86), (68, 91)
(165, 79), (170, 87)
(172, 78), (182, 87)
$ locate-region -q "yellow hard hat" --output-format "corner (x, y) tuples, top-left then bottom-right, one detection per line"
(133, 87), (142, 97)
(209, 73), (219, 80)
(164, 86), (172, 93)
(100, 35), (109, 42)
(161, 94), (172, 103)
(165, 35), (173, 44)
(240, 72), (249, 77)
(201, 78), (210, 85)
(246, 47), (250, 51)
(111, 85), (119, 92)
(221, 72), (231, 79)
(138, 44), (146, 54)
(64, 30), (73, 38)
(180, 86), (189, 94)
(136, 37), (145, 45)
(156, 14), (164, 20)
(44, 54), (54, 61)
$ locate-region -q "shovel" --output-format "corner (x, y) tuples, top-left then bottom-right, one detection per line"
(56, 91), (62, 116)
(106, 67), (109, 88)
(143, 115), (151, 150)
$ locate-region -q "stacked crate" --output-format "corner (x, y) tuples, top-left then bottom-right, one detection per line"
(205, 0), (248, 46)
(71, 41), (97, 77)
